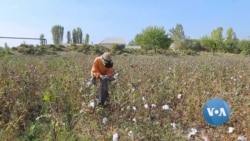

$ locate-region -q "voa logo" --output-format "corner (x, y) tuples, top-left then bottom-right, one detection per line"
(207, 107), (227, 117)
(203, 98), (230, 126)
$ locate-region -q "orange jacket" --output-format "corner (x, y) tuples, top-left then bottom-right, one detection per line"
(91, 56), (114, 78)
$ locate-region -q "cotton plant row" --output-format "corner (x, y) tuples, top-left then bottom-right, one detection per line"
(0, 53), (249, 140)
(78, 54), (248, 140)
(81, 91), (248, 140)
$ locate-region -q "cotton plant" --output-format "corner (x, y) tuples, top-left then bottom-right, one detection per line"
(113, 73), (119, 79)
(131, 88), (135, 93)
(202, 136), (209, 141)
(170, 123), (176, 129)
(230, 76), (237, 81)
(112, 133), (119, 141)
(151, 104), (156, 108)
(132, 117), (137, 123)
(237, 135), (247, 141)
(86, 81), (92, 87)
(128, 130), (134, 138)
(79, 109), (84, 114)
(187, 128), (197, 138)
(88, 100), (95, 108)
(162, 104), (170, 110)
(142, 96), (145, 101)
(228, 127), (234, 133)
(177, 94), (182, 99)
(132, 106), (136, 111)
(102, 117), (108, 125)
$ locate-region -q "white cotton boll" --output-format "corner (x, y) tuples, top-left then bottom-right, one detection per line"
(177, 94), (182, 99)
(142, 96), (145, 101)
(131, 88), (135, 93)
(102, 117), (108, 125)
(144, 104), (149, 109)
(188, 128), (197, 138)
(87, 81), (92, 87)
(162, 104), (170, 110)
(237, 135), (247, 141)
(79, 87), (83, 93)
(113, 73), (119, 79)
(81, 102), (86, 106)
(79, 109), (84, 114)
(132, 106), (136, 111)
(202, 136), (209, 141)
(132, 118), (137, 123)
(228, 127), (234, 133)
(128, 130), (134, 138)
(170, 123), (176, 129)
(151, 104), (156, 108)
(88, 100), (95, 108)
(230, 76), (237, 81)
(112, 133), (119, 141)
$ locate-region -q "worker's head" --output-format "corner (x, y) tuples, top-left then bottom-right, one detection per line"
(102, 52), (111, 61)
(102, 52), (113, 68)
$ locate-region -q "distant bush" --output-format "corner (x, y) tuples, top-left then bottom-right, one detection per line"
(182, 50), (198, 56)
(0, 47), (12, 57)
(17, 44), (36, 54)
(76, 44), (91, 53)
(89, 45), (110, 55)
(110, 44), (125, 54)
(65, 44), (78, 52)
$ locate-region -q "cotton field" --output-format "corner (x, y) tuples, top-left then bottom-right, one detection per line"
(0, 52), (249, 140)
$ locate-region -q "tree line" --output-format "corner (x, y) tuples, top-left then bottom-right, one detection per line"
(43, 25), (90, 45)
(37, 24), (250, 55)
(131, 24), (250, 55)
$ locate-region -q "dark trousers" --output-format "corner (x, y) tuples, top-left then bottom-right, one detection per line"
(97, 78), (109, 105)
(91, 77), (109, 105)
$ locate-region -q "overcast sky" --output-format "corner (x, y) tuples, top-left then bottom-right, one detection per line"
(0, 0), (249, 47)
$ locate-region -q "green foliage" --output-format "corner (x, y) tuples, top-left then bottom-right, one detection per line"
(200, 35), (218, 55)
(85, 34), (89, 45)
(169, 24), (186, 50)
(17, 44), (36, 54)
(0, 47), (12, 57)
(51, 25), (64, 45)
(65, 44), (78, 52)
(225, 28), (239, 53)
(72, 27), (83, 44)
(211, 27), (226, 51)
(67, 31), (72, 44)
(40, 34), (45, 46)
(128, 39), (136, 45)
(186, 39), (206, 51)
(238, 39), (250, 55)
(110, 44), (125, 54)
(134, 26), (172, 53)
(200, 27), (226, 54)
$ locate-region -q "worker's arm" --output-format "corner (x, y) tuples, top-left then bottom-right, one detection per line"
(91, 58), (101, 78)
(106, 67), (114, 78)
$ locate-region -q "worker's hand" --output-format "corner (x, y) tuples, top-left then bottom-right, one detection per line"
(100, 75), (108, 80)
